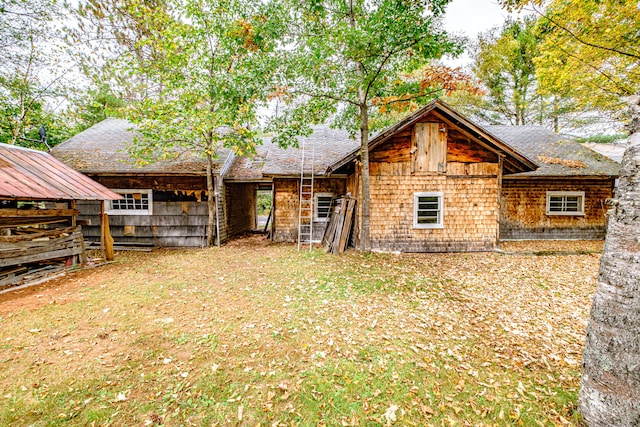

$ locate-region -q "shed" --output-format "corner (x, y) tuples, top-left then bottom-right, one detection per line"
(0, 143), (121, 286)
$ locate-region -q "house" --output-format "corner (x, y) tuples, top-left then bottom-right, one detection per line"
(53, 101), (619, 251)
(0, 143), (120, 285)
(51, 118), (250, 247)
(327, 100), (540, 252)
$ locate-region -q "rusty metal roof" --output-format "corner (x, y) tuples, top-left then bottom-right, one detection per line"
(0, 143), (122, 201)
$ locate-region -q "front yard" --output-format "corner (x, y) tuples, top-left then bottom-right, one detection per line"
(0, 237), (603, 426)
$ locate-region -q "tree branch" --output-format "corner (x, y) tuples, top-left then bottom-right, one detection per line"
(533, 5), (640, 61)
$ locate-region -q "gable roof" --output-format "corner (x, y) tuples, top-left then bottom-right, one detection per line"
(0, 143), (121, 201)
(52, 118), (233, 175)
(487, 126), (620, 177)
(327, 99), (539, 175)
(226, 125), (359, 179)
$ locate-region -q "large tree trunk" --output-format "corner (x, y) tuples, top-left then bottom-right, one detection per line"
(579, 96), (640, 425)
(358, 101), (371, 252)
(348, 0), (370, 252)
(206, 153), (216, 247)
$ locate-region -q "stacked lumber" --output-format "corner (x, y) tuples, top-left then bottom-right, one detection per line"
(322, 196), (357, 254)
(0, 226), (86, 290)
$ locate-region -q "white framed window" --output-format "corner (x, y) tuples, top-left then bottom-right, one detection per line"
(106, 189), (153, 215)
(546, 191), (585, 216)
(314, 193), (334, 222)
(414, 192), (444, 228)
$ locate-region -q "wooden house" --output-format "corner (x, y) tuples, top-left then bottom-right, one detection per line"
(0, 143), (120, 286)
(327, 100), (619, 250)
(51, 118), (256, 247)
(54, 101), (619, 251)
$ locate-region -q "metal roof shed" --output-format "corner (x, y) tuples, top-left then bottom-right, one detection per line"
(1, 144), (122, 278)
(0, 143), (121, 201)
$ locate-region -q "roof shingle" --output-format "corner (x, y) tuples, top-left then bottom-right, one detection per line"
(487, 126), (620, 177)
(52, 118), (233, 175)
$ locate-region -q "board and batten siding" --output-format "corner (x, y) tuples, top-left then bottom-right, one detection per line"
(272, 178), (347, 242)
(500, 177), (615, 240)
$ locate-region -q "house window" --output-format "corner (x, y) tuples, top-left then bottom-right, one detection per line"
(546, 191), (585, 215)
(314, 193), (334, 221)
(107, 189), (153, 215)
(414, 192), (444, 228)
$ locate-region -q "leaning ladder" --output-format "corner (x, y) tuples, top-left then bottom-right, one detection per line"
(297, 138), (315, 251)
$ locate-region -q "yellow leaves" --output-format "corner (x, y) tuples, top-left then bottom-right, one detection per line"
(229, 18), (259, 52)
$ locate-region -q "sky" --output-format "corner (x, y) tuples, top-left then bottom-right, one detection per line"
(441, 0), (519, 68)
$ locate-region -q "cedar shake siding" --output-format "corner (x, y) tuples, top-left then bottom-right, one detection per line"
(500, 177), (615, 240)
(369, 170), (499, 252)
(272, 178), (347, 243)
(341, 107), (513, 252)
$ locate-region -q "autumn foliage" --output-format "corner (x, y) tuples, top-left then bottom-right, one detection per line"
(372, 65), (484, 115)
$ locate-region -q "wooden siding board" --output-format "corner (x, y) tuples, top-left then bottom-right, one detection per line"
(77, 200), (211, 247)
(89, 175), (208, 192)
(225, 182), (257, 238)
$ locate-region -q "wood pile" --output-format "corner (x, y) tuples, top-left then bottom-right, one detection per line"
(322, 196), (357, 254)
(0, 226), (86, 290)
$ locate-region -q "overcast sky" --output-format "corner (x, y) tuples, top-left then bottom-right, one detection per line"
(442, 0), (519, 68)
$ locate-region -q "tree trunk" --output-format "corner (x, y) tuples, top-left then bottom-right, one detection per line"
(579, 95), (640, 425)
(206, 153), (216, 247)
(348, 0), (370, 252)
(359, 101), (371, 252)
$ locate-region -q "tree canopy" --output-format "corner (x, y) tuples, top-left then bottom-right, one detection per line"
(500, 0), (640, 119)
(0, 0), (76, 147)
(270, 0), (462, 250)
(77, 0), (283, 246)
(471, 17), (540, 126)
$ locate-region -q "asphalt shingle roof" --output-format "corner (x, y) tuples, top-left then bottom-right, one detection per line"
(53, 117), (619, 181)
(226, 125), (359, 179)
(52, 118), (233, 175)
(487, 126), (620, 177)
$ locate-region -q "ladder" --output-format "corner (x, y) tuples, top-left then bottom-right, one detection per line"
(297, 138), (315, 251)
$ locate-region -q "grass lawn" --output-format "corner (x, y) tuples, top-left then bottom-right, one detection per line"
(0, 237), (603, 426)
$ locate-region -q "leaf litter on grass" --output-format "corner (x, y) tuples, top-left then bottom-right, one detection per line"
(0, 237), (601, 426)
